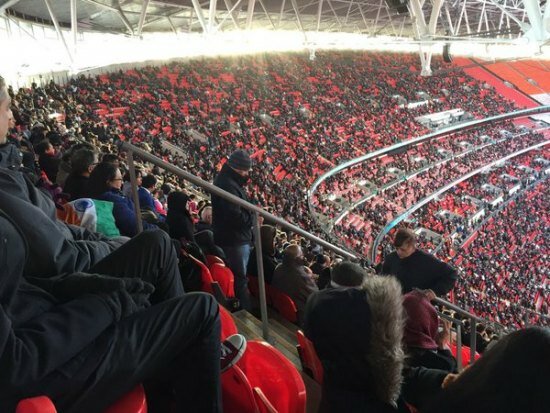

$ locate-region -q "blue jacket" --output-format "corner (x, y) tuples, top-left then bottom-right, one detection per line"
(99, 189), (157, 237)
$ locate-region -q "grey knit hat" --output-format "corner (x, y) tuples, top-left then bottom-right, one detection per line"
(228, 149), (252, 171)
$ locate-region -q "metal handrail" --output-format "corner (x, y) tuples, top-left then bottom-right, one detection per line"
(120, 141), (358, 341)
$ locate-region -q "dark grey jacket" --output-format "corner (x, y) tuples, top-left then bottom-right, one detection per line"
(211, 163), (254, 247)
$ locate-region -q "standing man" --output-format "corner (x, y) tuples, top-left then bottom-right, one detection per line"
(381, 228), (458, 299)
(212, 150), (254, 310)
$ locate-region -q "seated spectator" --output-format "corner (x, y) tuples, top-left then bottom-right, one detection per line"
(35, 139), (60, 183)
(139, 173), (158, 212)
(87, 162), (158, 237)
(403, 290), (457, 372)
(0, 210), (247, 413)
(304, 267), (405, 412)
(247, 225), (279, 284)
(195, 229), (226, 260)
(63, 147), (98, 201)
(310, 254), (332, 289)
(166, 191), (195, 243)
(0, 109), (23, 169)
(423, 327), (550, 413)
(196, 205), (213, 233)
(272, 244), (319, 320)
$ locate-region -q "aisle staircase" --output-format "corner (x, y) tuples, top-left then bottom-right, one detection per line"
(231, 309), (322, 413)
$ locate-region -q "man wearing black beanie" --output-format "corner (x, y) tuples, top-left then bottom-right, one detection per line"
(212, 149), (255, 310)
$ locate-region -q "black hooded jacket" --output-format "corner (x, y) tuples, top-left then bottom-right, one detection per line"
(0, 210), (116, 411)
(211, 163), (254, 247)
(166, 192), (195, 243)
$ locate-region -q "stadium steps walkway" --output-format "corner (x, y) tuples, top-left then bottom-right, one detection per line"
(232, 309), (322, 413)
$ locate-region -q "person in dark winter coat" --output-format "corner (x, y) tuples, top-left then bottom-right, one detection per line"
(212, 150), (255, 309)
(63, 147), (98, 201)
(0, 209), (226, 413)
(35, 139), (61, 183)
(87, 162), (158, 237)
(247, 225), (279, 284)
(167, 191), (195, 243)
(304, 271), (406, 413)
(272, 244), (319, 320)
(381, 228), (458, 298)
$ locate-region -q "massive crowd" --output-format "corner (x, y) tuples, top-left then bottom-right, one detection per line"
(4, 51), (548, 330)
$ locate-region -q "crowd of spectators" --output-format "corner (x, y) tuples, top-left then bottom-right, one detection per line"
(3, 51), (548, 333)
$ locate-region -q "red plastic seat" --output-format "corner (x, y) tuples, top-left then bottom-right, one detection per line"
(16, 396), (56, 413)
(450, 343), (481, 367)
(206, 254), (225, 268)
(237, 340), (307, 413)
(186, 253), (215, 294)
(253, 387), (278, 413)
(269, 288), (298, 324)
(104, 385), (147, 413)
(221, 364), (259, 413)
(210, 263), (236, 298)
(219, 304), (238, 340)
(296, 330), (323, 384)
(16, 385), (147, 413)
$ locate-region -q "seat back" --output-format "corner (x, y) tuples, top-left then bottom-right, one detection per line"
(253, 388), (278, 413)
(186, 253), (215, 294)
(269, 288), (298, 324)
(221, 364), (259, 413)
(451, 343), (481, 367)
(210, 263), (236, 298)
(16, 396), (57, 413)
(16, 385), (147, 413)
(104, 384), (148, 413)
(206, 254), (225, 268)
(238, 340), (306, 413)
(296, 330), (323, 384)
(219, 304), (239, 340)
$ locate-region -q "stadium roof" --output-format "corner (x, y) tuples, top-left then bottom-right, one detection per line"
(0, 0), (546, 42)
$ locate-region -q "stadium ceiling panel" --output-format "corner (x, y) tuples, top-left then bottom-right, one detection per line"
(0, 0), (546, 42)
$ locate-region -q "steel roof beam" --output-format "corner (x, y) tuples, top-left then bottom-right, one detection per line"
(137, 0), (150, 36)
(43, 0), (73, 64)
(223, 0), (241, 29)
(190, 0), (208, 31)
(246, 0), (256, 29)
(0, 0), (22, 16)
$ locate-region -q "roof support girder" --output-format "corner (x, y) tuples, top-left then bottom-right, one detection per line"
(43, 0), (73, 64)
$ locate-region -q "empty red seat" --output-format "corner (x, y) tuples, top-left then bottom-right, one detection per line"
(210, 263), (236, 298)
(237, 340), (306, 413)
(296, 330), (323, 384)
(269, 288), (298, 324)
(219, 304), (238, 340)
(16, 385), (147, 413)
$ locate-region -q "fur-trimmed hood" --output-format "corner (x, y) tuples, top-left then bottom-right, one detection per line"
(363, 275), (405, 407)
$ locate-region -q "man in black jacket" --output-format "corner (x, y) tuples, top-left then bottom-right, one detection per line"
(212, 150), (255, 309)
(0, 210), (227, 413)
(381, 228), (458, 298)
